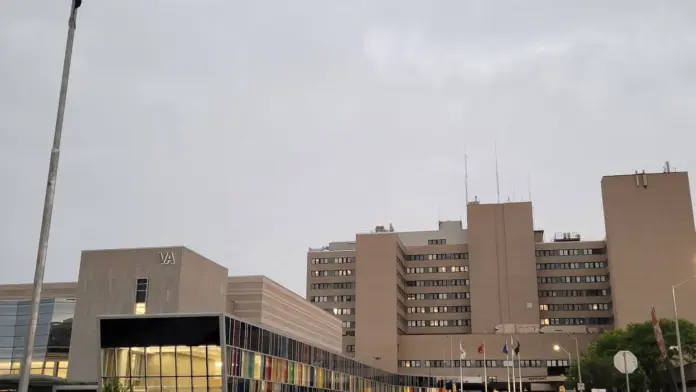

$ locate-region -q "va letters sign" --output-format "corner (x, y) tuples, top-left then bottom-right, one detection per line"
(158, 252), (176, 265)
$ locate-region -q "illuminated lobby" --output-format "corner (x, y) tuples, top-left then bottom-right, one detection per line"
(98, 313), (438, 392)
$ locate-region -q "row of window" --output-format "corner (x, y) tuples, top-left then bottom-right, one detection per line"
(540, 303), (611, 311)
(341, 321), (354, 329)
(407, 306), (470, 314)
(406, 279), (469, 287)
(406, 292), (470, 300)
(537, 261), (607, 270)
(407, 319), (470, 328)
(310, 282), (354, 290)
(540, 317), (612, 325)
(399, 359), (570, 369)
(329, 308), (354, 315)
(406, 266), (468, 274)
(310, 296), (353, 303)
(536, 248), (605, 257)
(539, 289), (610, 297)
(310, 270), (353, 277)
(537, 275), (608, 284)
(345, 345), (355, 353)
(406, 253), (468, 261)
(427, 239), (446, 245)
(311, 257), (355, 265)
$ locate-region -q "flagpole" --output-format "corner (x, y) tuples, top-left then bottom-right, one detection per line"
(483, 340), (488, 392)
(450, 335), (454, 381)
(517, 339), (523, 392)
(443, 346), (447, 391)
(17, 2), (81, 392)
(459, 341), (463, 392)
(510, 337), (517, 392)
(506, 342), (511, 392)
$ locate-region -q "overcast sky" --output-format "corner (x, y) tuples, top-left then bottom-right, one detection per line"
(1, 0), (695, 295)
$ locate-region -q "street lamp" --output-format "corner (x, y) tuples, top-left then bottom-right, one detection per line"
(672, 276), (696, 392)
(554, 344), (582, 387)
(17, 2), (82, 392)
(553, 344), (572, 363)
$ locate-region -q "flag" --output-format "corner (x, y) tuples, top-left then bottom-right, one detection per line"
(73, 0), (82, 9)
(514, 340), (520, 356)
(460, 342), (467, 360)
(477, 343), (485, 354)
(651, 307), (667, 359)
(502, 342), (508, 354)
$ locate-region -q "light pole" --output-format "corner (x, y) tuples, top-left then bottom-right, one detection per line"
(571, 336), (583, 387)
(553, 344), (572, 363)
(672, 276), (695, 392)
(17, 2), (82, 392)
(554, 344), (583, 387)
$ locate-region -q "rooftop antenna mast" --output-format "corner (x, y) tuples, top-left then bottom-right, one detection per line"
(527, 173), (532, 201)
(464, 146), (469, 204)
(495, 141), (500, 203)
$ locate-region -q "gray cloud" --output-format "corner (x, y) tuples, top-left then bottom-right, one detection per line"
(1, 0), (695, 295)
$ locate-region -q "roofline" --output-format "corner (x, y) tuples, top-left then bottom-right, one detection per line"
(81, 245), (190, 253)
(602, 170), (687, 180)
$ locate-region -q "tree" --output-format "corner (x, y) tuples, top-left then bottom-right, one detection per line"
(564, 318), (696, 392)
(102, 377), (133, 392)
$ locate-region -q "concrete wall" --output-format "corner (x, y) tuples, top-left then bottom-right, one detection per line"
(227, 276), (343, 353)
(354, 233), (399, 372)
(67, 246), (228, 382)
(468, 202), (539, 333)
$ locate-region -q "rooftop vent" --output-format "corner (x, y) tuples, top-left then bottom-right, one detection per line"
(553, 232), (581, 242)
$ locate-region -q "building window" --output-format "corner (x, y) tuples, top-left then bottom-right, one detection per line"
(406, 292), (470, 300)
(407, 319), (470, 327)
(407, 306), (471, 314)
(536, 275), (609, 284)
(311, 257), (356, 264)
(406, 279), (469, 287)
(428, 239), (446, 245)
(134, 278), (148, 314)
(535, 248), (606, 257)
(310, 282), (355, 290)
(406, 253), (468, 261)
(406, 265), (469, 274)
(538, 289), (611, 297)
(541, 317), (612, 326)
(536, 261), (608, 270)
(310, 269), (353, 277)
(331, 308), (354, 315)
(539, 303), (612, 312)
(310, 295), (354, 303)
(345, 345), (355, 353)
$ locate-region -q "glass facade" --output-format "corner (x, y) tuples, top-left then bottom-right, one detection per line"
(101, 315), (223, 392)
(100, 315), (445, 392)
(0, 297), (75, 377)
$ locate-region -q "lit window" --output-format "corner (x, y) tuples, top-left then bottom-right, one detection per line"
(134, 302), (146, 315)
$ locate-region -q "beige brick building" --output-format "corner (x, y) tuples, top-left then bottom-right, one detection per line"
(306, 170), (696, 381)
